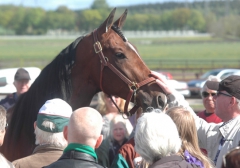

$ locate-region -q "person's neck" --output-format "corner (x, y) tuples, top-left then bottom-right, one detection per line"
(205, 109), (214, 114)
(115, 138), (126, 146)
(222, 114), (239, 123)
(104, 112), (117, 121)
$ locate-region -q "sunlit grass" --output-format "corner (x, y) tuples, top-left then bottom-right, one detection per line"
(0, 36), (240, 69)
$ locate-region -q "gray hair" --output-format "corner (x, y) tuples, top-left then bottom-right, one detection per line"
(0, 106), (6, 131)
(236, 98), (240, 110)
(134, 111), (181, 164)
(109, 114), (129, 142)
(35, 120), (67, 147)
(201, 75), (221, 93)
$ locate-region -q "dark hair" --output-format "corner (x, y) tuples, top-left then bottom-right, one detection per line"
(221, 146), (240, 168)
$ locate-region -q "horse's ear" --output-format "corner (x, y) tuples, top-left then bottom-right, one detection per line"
(113, 9), (128, 29)
(98, 8), (116, 34)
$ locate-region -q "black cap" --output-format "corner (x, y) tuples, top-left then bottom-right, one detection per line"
(14, 68), (31, 81)
(206, 75), (240, 99)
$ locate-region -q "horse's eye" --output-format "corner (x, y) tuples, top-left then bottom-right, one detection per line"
(115, 53), (126, 59)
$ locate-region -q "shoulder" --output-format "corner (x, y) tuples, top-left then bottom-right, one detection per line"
(13, 155), (35, 168)
(150, 156), (198, 168)
(119, 138), (135, 155)
(44, 159), (104, 168)
(0, 93), (17, 109)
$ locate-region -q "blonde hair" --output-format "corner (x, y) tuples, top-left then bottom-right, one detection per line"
(109, 114), (129, 142)
(166, 107), (213, 168)
(96, 92), (126, 115)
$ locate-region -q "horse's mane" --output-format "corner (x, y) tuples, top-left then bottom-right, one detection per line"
(111, 25), (127, 42)
(5, 36), (84, 152)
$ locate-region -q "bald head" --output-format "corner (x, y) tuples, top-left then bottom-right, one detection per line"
(66, 107), (103, 148)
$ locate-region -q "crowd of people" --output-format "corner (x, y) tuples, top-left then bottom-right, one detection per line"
(0, 68), (240, 168)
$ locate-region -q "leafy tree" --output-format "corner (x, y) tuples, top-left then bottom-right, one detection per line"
(42, 6), (76, 33)
(17, 8), (46, 34)
(91, 0), (109, 9)
(160, 11), (174, 30)
(210, 15), (240, 39)
(0, 5), (15, 28)
(187, 10), (205, 32)
(8, 7), (26, 31)
(172, 8), (191, 30)
(78, 9), (103, 31)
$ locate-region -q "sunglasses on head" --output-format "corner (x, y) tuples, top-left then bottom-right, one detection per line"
(201, 91), (216, 98)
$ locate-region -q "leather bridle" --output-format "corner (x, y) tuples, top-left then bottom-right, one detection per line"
(92, 29), (156, 116)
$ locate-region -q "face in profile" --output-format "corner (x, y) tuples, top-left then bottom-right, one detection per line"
(112, 122), (126, 144)
(104, 94), (121, 112)
(14, 79), (31, 95)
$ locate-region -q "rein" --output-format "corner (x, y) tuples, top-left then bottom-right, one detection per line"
(92, 29), (156, 116)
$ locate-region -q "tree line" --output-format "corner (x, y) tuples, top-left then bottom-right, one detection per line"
(0, 0), (239, 39)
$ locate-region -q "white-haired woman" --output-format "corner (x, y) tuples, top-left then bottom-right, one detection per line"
(108, 114), (129, 165)
(134, 111), (198, 168)
(96, 92), (133, 139)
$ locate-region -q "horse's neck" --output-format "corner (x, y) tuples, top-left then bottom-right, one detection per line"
(70, 80), (99, 110)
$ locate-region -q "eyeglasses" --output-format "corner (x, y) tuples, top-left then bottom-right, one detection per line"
(216, 92), (232, 98)
(201, 91), (216, 98)
(5, 123), (8, 129)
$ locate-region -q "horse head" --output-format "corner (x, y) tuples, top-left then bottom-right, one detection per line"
(71, 8), (167, 114)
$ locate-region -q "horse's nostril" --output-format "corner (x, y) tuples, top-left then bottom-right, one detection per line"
(158, 96), (164, 109)
(146, 107), (154, 113)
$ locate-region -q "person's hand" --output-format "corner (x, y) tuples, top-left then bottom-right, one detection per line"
(151, 71), (175, 95)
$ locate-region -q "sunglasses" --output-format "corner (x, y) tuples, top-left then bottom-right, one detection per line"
(201, 91), (216, 98)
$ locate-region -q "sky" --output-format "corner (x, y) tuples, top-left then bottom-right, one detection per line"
(0, 0), (188, 10)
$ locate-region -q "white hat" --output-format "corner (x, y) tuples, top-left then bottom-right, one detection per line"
(36, 98), (72, 133)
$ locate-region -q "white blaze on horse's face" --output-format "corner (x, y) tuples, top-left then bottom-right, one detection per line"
(127, 42), (140, 57)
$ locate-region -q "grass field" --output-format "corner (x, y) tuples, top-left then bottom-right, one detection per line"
(1, 36), (240, 72)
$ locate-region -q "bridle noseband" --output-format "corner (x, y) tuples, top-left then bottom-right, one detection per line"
(92, 29), (156, 116)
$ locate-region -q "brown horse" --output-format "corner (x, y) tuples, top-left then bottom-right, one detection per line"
(1, 8), (167, 161)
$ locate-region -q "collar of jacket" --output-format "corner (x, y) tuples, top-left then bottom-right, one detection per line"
(150, 155), (184, 167)
(219, 115), (240, 138)
(33, 144), (65, 154)
(60, 150), (98, 163)
(64, 143), (97, 160)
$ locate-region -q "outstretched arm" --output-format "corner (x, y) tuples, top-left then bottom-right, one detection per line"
(151, 71), (215, 150)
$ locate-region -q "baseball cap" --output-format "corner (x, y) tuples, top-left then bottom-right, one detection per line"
(14, 68), (31, 80)
(36, 98), (72, 133)
(206, 75), (240, 99)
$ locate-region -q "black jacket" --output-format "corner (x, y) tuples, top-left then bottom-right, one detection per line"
(43, 150), (105, 168)
(149, 155), (199, 168)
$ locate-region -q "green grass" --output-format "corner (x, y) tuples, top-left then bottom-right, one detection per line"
(0, 36), (240, 69)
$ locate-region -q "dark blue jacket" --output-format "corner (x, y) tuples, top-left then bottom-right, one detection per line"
(0, 92), (18, 110)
